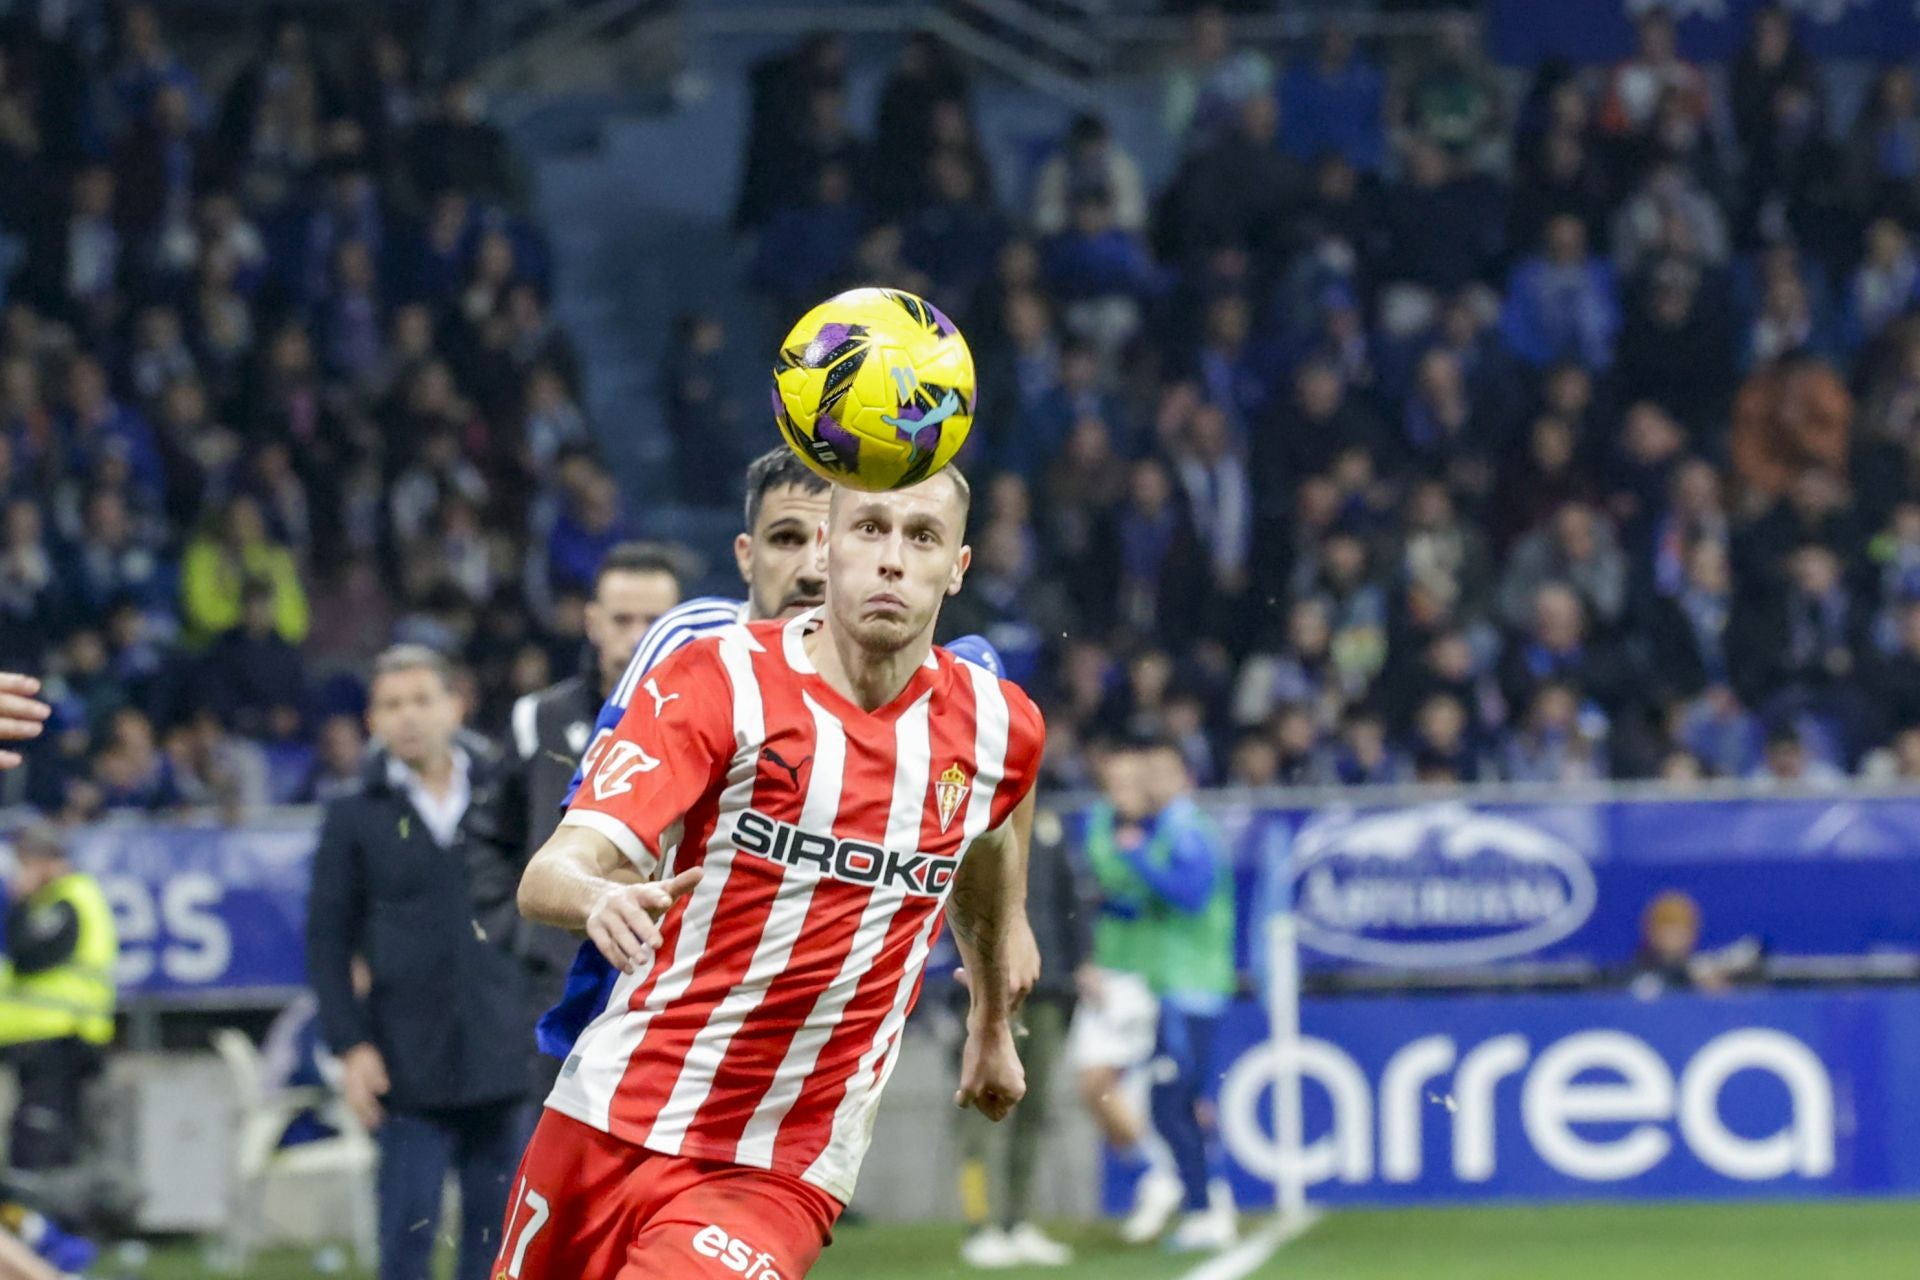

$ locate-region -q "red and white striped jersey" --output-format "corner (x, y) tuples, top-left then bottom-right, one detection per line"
(547, 610), (1045, 1202)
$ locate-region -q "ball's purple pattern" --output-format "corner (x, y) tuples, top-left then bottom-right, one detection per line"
(803, 324), (852, 367)
(896, 418), (943, 456)
(815, 413), (861, 469)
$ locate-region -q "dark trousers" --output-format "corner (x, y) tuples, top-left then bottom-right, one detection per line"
(524, 978), (565, 1105)
(376, 1100), (529, 1280)
(3, 1038), (103, 1171)
(954, 996), (1070, 1228)
(1150, 1003), (1224, 1213)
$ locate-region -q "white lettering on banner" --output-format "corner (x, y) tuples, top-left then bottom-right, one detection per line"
(1288, 805), (1598, 967)
(1522, 1032), (1674, 1181)
(100, 873), (233, 987)
(1677, 1031), (1835, 1180)
(1453, 1035), (1529, 1181)
(1217, 1038), (1372, 1186)
(1380, 1036), (1455, 1183)
(102, 875), (157, 986)
(1219, 1027), (1835, 1189)
(159, 874), (232, 982)
(1300, 871), (1572, 931)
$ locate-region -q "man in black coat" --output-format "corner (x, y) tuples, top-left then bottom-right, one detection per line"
(306, 645), (527, 1280)
(495, 542), (681, 1096)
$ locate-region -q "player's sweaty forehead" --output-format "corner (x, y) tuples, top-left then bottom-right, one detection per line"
(827, 472), (968, 535)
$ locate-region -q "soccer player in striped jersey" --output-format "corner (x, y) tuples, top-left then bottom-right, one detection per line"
(537, 450), (1038, 1062)
(532, 450), (831, 1058)
(500, 467), (1043, 1278)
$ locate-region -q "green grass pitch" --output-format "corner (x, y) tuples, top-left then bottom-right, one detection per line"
(134, 1199), (1920, 1279)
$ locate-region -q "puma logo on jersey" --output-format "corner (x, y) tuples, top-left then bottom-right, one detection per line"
(591, 738), (662, 800)
(759, 746), (812, 789)
(644, 678), (679, 717)
(734, 808), (957, 897)
(691, 1224), (782, 1279)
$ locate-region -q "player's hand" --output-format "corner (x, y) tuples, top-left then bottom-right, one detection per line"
(954, 1018), (1025, 1123)
(0, 672), (50, 769)
(586, 867), (703, 974)
(340, 1043), (390, 1133)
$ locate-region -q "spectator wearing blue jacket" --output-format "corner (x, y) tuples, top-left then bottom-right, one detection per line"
(1279, 27), (1387, 174)
(66, 488), (171, 621)
(750, 161), (868, 319)
(1501, 213), (1621, 370)
(64, 355), (164, 504)
(543, 467), (630, 601)
(1042, 191), (1162, 304)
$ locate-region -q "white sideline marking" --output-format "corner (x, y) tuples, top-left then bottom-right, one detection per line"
(1175, 1208), (1323, 1280)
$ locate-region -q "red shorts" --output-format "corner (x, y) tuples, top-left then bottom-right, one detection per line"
(492, 1109), (842, 1280)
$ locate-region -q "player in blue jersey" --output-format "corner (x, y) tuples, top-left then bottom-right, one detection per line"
(538, 450), (1035, 1059)
(560, 449), (832, 812)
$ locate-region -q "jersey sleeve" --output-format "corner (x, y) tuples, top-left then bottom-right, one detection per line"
(560, 693), (633, 809)
(560, 597), (744, 807)
(559, 640), (735, 873)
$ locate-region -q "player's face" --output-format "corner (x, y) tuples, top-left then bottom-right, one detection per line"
(822, 476), (970, 655)
(367, 667), (462, 769)
(586, 568), (680, 690)
(736, 483), (830, 621)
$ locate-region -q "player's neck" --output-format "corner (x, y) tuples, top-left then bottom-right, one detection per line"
(809, 622), (930, 713)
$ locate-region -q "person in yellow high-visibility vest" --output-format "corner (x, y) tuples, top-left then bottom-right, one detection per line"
(0, 670), (107, 1276)
(0, 822), (117, 1171)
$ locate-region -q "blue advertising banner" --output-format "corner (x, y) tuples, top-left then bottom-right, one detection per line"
(1207, 986), (1920, 1207)
(1488, 0), (1920, 66)
(39, 789), (1920, 993)
(1213, 795), (1920, 974)
(64, 821), (317, 996)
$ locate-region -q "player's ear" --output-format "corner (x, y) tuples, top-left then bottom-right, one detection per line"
(947, 544), (971, 597)
(814, 518), (830, 565)
(733, 531), (753, 586)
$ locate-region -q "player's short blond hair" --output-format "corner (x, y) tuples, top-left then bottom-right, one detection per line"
(827, 465), (971, 529)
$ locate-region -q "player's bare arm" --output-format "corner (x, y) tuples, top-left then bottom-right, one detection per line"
(959, 788), (1040, 1010)
(949, 815), (1029, 1122)
(1002, 789), (1041, 1009)
(518, 826), (703, 974)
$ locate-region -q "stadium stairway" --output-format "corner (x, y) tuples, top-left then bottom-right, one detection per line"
(505, 25), (1164, 586)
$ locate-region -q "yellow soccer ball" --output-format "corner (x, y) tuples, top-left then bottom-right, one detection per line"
(771, 287), (976, 492)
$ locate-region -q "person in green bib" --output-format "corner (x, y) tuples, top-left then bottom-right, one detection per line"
(0, 823), (118, 1171)
(1123, 736), (1238, 1254)
(1068, 743), (1181, 1245)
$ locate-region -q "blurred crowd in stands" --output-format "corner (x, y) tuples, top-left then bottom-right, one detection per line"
(720, 4), (1920, 794)
(18, 1), (1920, 819)
(0, 4), (604, 819)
